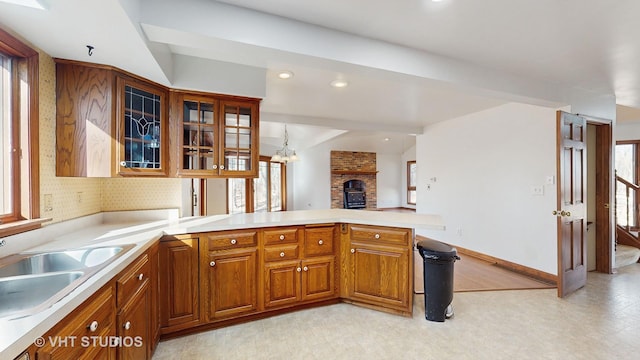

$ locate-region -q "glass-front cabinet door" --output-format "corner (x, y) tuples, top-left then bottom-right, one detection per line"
(117, 77), (168, 176)
(180, 96), (218, 176)
(220, 101), (258, 177)
(177, 93), (259, 178)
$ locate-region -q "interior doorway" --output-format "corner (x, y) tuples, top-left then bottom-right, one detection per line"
(585, 118), (613, 274)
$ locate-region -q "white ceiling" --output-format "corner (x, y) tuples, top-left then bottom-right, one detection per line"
(1, 0), (640, 153)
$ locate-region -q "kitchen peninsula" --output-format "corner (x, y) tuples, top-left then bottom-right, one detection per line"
(1, 209), (444, 359)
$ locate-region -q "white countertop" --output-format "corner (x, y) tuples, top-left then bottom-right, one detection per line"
(0, 209), (444, 358)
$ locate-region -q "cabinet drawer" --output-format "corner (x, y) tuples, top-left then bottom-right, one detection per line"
(116, 253), (149, 307)
(206, 231), (258, 250)
(304, 227), (335, 257)
(263, 228), (299, 245)
(264, 244), (300, 262)
(349, 225), (409, 245)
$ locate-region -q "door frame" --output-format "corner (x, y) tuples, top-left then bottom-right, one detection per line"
(580, 115), (614, 274)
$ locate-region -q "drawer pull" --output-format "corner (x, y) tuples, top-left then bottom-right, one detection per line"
(210, 261), (216, 267)
(124, 321), (131, 330)
(280, 252), (285, 258)
(230, 239), (237, 245)
(88, 321), (99, 332)
(350, 248), (355, 254)
(303, 266), (308, 272)
(279, 235), (285, 240)
(374, 233), (380, 239)
(137, 273), (144, 281)
(318, 240), (323, 245)
(296, 267), (302, 272)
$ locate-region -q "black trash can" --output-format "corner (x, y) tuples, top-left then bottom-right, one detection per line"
(417, 238), (460, 322)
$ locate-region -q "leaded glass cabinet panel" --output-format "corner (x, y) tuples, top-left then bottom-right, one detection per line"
(118, 77), (168, 176)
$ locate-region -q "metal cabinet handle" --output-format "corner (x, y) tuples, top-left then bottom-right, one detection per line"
(220, 165), (225, 170)
(119, 161), (127, 167)
(280, 252), (285, 258)
(374, 233), (380, 239)
(124, 321), (131, 330)
(279, 235), (285, 240)
(350, 249), (355, 253)
(318, 240), (323, 245)
(212, 164), (218, 170)
(88, 321), (99, 332)
(296, 267), (302, 272)
(303, 266), (308, 272)
(230, 239), (237, 245)
(137, 273), (144, 281)
(210, 261), (216, 267)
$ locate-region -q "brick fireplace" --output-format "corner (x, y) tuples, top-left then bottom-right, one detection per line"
(330, 151), (377, 209)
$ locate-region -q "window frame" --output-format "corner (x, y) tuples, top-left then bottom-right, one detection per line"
(0, 27), (40, 237)
(615, 140), (640, 229)
(226, 156), (287, 214)
(407, 160), (416, 205)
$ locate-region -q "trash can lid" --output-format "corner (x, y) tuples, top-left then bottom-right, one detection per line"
(417, 238), (459, 260)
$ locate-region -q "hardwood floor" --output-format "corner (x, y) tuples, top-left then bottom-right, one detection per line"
(454, 254), (555, 292)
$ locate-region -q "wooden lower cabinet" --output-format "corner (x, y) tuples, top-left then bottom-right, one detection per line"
(159, 236), (200, 333)
(35, 284), (116, 360)
(264, 256), (336, 309)
(116, 284), (150, 360)
(116, 252), (152, 360)
(344, 224), (413, 315)
(203, 247), (258, 321)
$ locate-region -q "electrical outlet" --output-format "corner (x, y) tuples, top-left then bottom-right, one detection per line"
(77, 192), (83, 204)
(531, 186), (544, 196)
(44, 194), (53, 211)
(456, 227), (463, 237)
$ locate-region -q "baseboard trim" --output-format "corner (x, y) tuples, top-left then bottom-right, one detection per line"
(454, 245), (557, 285)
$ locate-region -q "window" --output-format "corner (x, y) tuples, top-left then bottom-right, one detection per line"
(227, 156), (286, 214)
(0, 27), (40, 236)
(407, 161), (416, 205)
(615, 141), (639, 228)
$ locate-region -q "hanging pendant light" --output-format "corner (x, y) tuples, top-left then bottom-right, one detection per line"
(271, 125), (299, 163)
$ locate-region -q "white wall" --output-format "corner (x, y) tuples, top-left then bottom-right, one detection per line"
(291, 140), (405, 210)
(292, 141), (332, 210)
(615, 122), (640, 141)
(376, 154), (402, 208)
(401, 145), (417, 209)
(416, 103), (558, 275)
(206, 178), (228, 215)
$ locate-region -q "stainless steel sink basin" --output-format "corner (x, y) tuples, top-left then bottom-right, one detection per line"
(0, 244), (135, 318)
(0, 246), (127, 277)
(0, 271), (84, 318)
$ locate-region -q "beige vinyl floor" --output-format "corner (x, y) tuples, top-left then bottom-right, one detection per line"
(153, 264), (640, 360)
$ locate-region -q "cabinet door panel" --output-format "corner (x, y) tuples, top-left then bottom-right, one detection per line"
(264, 260), (301, 309)
(350, 244), (410, 309)
(302, 257), (336, 302)
(117, 285), (150, 360)
(159, 238), (200, 331)
(206, 248), (258, 320)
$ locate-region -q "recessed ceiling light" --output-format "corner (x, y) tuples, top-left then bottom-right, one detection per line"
(277, 71), (294, 79)
(330, 80), (349, 88)
(0, 0), (47, 9)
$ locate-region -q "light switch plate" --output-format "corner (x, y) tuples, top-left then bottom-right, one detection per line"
(545, 175), (555, 185)
(531, 186), (544, 195)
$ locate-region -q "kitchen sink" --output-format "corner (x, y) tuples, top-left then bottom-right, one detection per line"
(0, 271), (84, 318)
(0, 244), (134, 319)
(0, 246), (128, 277)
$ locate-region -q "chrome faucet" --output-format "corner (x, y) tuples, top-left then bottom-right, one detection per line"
(0, 239), (6, 247)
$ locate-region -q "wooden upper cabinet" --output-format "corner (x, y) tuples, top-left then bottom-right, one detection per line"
(55, 59), (169, 177)
(116, 76), (169, 176)
(56, 61), (115, 177)
(172, 90), (260, 178)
